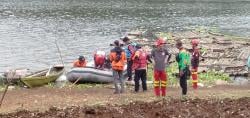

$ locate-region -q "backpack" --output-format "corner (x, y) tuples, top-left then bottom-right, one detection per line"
(125, 42), (137, 58)
(129, 42), (137, 53)
(115, 51), (122, 62)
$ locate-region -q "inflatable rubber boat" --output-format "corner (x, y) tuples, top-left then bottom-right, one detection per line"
(66, 67), (127, 83)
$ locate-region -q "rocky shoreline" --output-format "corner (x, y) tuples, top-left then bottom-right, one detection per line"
(126, 30), (250, 78)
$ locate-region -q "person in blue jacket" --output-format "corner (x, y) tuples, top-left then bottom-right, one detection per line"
(122, 37), (136, 81)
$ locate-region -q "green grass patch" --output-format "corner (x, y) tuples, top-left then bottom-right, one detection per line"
(147, 62), (231, 86)
(198, 70), (231, 85)
(72, 83), (105, 89)
(45, 82), (57, 88)
(0, 85), (6, 91)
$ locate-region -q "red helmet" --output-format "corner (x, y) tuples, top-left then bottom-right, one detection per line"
(155, 38), (166, 46)
(191, 38), (199, 46)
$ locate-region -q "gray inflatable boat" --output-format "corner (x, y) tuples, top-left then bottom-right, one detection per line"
(66, 67), (127, 83)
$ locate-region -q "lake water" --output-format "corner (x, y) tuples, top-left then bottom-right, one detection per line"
(1, 0), (250, 72)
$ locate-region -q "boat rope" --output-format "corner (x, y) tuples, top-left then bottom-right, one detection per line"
(55, 39), (65, 67)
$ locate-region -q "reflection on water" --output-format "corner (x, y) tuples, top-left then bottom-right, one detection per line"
(0, 0), (250, 71)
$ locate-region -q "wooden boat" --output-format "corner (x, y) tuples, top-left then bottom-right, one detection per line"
(21, 65), (64, 88)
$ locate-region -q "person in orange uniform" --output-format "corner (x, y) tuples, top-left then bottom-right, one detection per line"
(73, 56), (87, 67)
(109, 40), (126, 94)
(190, 38), (200, 89)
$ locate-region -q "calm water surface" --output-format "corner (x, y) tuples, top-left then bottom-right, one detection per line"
(0, 0), (250, 72)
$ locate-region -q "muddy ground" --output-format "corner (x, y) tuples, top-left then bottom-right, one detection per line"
(0, 85), (250, 117)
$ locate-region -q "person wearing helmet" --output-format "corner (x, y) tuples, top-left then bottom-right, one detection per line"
(73, 56), (87, 67)
(132, 44), (152, 92)
(94, 50), (106, 69)
(122, 36), (136, 81)
(109, 40), (126, 94)
(151, 38), (171, 97)
(191, 38), (200, 89)
(176, 40), (191, 98)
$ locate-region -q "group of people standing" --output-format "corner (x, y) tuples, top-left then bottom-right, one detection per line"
(109, 38), (151, 94)
(109, 36), (200, 97)
(73, 36), (201, 97)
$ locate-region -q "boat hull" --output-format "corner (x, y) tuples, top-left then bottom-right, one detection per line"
(66, 67), (127, 83)
(21, 66), (64, 88)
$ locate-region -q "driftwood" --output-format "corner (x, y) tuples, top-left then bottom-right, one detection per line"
(208, 32), (224, 36)
(126, 30), (249, 77)
(212, 49), (225, 52)
(229, 72), (249, 77)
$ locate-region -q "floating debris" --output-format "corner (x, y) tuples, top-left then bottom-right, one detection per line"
(125, 30), (250, 77)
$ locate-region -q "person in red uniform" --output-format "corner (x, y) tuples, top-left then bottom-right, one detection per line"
(191, 38), (200, 89)
(73, 56), (87, 67)
(94, 50), (106, 69)
(151, 38), (171, 96)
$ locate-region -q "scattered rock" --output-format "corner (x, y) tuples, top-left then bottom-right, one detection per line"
(197, 83), (204, 87)
(215, 80), (228, 85)
(8, 86), (15, 90)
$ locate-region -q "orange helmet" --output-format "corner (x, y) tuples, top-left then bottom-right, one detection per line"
(155, 38), (166, 46)
(191, 38), (199, 46)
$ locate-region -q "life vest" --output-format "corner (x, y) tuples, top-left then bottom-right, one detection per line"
(133, 49), (147, 69)
(94, 51), (106, 65)
(110, 47), (126, 71)
(73, 60), (87, 67)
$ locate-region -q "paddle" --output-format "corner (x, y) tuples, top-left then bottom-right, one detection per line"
(69, 66), (97, 88)
(0, 70), (16, 108)
(54, 39), (90, 87)
(0, 85), (9, 108)
(55, 39), (65, 67)
(69, 76), (82, 88)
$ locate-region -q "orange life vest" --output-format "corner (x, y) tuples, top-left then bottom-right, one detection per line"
(109, 47), (126, 71)
(73, 60), (87, 67)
